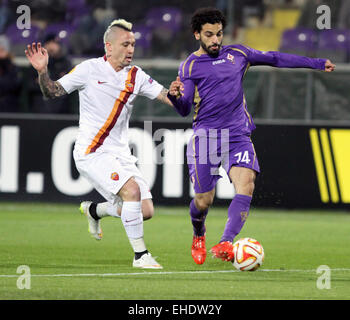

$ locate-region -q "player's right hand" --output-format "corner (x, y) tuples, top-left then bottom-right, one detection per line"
(169, 76), (184, 97)
(324, 59), (335, 72)
(25, 42), (49, 74)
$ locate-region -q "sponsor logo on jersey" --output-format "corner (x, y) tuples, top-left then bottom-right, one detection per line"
(212, 59), (226, 65)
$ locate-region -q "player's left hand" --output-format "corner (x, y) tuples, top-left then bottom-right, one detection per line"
(169, 76), (184, 97)
(324, 59), (335, 72)
(25, 42), (49, 74)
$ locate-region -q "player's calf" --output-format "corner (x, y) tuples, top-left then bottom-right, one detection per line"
(141, 199), (154, 220)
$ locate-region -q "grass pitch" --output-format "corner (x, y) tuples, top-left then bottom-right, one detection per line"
(0, 202), (349, 300)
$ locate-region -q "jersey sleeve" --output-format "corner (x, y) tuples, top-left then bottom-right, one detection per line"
(178, 63), (195, 110)
(137, 68), (163, 100)
(166, 61), (195, 117)
(238, 45), (326, 70)
(57, 60), (90, 94)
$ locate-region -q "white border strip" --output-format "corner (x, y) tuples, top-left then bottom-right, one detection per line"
(1, 268), (350, 278)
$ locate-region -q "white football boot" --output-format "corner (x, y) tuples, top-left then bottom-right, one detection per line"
(133, 253), (163, 269)
(79, 201), (102, 240)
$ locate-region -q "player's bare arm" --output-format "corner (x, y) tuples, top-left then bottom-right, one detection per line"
(38, 71), (67, 99)
(25, 42), (67, 99)
(157, 76), (184, 106)
(156, 87), (173, 106)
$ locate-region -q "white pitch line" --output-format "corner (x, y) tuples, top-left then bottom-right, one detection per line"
(1, 268), (350, 278)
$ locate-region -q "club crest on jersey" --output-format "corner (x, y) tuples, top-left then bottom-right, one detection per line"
(125, 80), (134, 92)
(110, 172), (119, 181)
(227, 53), (235, 63)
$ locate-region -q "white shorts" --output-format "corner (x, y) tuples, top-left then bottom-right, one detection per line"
(74, 151), (152, 205)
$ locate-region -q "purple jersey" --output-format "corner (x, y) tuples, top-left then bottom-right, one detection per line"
(169, 45), (326, 135)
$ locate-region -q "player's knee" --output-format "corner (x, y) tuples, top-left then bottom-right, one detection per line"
(119, 179), (141, 201)
(239, 181), (255, 197)
(195, 195), (214, 211)
(246, 181), (255, 196)
(234, 170), (256, 196)
(128, 187), (141, 201)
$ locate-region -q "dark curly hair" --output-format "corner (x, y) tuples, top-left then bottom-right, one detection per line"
(191, 7), (227, 33)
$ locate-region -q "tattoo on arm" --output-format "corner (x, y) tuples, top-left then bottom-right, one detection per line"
(38, 71), (67, 99)
(157, 87), (172, 106)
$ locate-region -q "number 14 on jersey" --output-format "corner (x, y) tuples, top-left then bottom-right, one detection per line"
(234, 151), (250, 164)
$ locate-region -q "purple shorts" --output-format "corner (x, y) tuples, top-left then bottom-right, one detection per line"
(186, 130), (260, 194)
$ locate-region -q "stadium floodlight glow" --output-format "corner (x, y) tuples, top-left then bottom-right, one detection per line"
(337, 34), (345, 42)
(59, 30), (67, 39)
(162, 13), (171, 22)
(298, 33), (307, 41)
(22, 29), (30, 38)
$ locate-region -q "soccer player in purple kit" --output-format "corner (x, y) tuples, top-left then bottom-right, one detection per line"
(167, 7), (335, 265)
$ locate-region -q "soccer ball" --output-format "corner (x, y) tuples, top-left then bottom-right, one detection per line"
(232, 238), (264, 271)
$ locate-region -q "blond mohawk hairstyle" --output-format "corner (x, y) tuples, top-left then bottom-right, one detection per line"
(103, 19), (133, 53)
(108, 19), (133, 31)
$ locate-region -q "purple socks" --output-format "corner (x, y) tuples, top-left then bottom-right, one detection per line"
(220, 194), (252, 243)
(189, 194), (252, 241)
(189, 199), (208, 236)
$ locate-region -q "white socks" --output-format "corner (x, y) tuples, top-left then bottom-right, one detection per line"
(94, 200), (147, 253)
(96, 201), (122, 218)
(121, 201), (147, 253)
